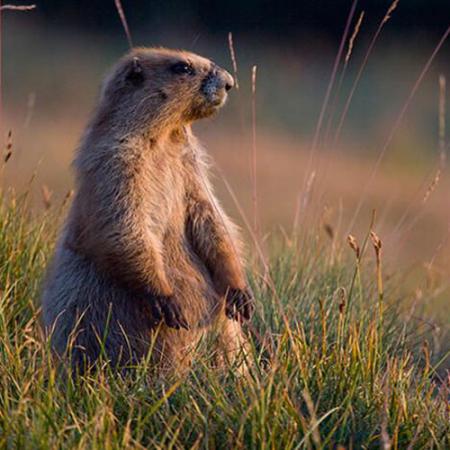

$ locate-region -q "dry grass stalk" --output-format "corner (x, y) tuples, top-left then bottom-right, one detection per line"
(382, 0), (399, 26)
(0, 4), (36, 11)
(391, 77), (446, 236)
(345, 11), (365, 64)
(23, 92), (36, 129)
(438, 74), (446, 166)
(309, 0), (357, 154)
(41, 184), (52, 210)
(396, 173), (445, 247)
(422, 169), (440, 204)
(335, 287), (347, 350)
(62, 189), (74, 208)
(293, 170), (316, 228)
(427, 220), (450, 271)
(295, 0), (358, 229)
(0, 4), (35, 145)
(318, 298), (327, 355)
(114, 0), (133, 49)
(370, 230), (384, 326)
(321, 9), (365, 151)
(380, 390), (392, 450)
(332, 0), (401, 149)
(216, 168), (268, 278)
(251, 65), (257, 96)
(250, 65), (259, 236)
(215, 166), (293, 338)
(227, 32), (239, 89)
(422, 341), (430, 375)
(301, 389), (321, 447)
(304, 170), (316, 201)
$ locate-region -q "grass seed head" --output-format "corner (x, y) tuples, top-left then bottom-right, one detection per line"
(370, 230), (382, 255)
(347, 234), (360, 259)
(335, 287), (346, 314)
(324, 223), (334, 240)
(4, 130), (13, 163)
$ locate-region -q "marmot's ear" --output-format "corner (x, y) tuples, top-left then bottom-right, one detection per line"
(125, 57), (145, 86)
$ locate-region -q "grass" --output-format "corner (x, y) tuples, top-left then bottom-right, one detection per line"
(0, 191), (448, 449)
(0, 4), (448, 447)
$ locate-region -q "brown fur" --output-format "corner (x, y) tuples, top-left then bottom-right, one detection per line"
(41, 47), (254, 371)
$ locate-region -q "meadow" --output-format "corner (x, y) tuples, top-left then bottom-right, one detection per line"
(0, 188), (449, 448)
(1, 2), (450, 449)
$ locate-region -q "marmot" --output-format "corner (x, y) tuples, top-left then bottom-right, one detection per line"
(41, 47), (255, 371)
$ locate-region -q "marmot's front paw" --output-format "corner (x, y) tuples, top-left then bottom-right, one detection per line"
(150, 295), (189, 330)
(225, 288), (255, 321)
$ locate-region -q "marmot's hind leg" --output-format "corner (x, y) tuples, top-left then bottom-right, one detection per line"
(210, 314), (250, 374)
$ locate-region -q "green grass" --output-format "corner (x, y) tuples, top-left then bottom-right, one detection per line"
(0, 193), (449, 449)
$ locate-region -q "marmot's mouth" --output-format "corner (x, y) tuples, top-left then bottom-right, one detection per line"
(210, 93), (227, 107)
(189, 94), (227, 121)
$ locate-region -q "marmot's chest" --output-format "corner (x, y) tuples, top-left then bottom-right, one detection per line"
(142, 150), (191, 228)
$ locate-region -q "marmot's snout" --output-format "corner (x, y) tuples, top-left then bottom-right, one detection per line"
(201, 66), (234, 106)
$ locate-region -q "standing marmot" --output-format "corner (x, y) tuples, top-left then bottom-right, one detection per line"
(42, 47), (255, 371)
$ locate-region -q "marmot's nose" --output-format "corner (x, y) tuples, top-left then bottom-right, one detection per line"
(222, 70), (234, 91)
(202, 65), (234, 101)
(212, 66), (234, 91)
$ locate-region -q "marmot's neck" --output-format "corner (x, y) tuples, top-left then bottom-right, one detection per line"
(74, 121), (194, 175)
(137, 124), (192, 153)
(168, 125), (192, 144)
(85, 94), (187, 145)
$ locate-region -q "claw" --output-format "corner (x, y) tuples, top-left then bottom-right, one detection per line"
(225, 288), (255, 322)
(150, 295), (189, 330)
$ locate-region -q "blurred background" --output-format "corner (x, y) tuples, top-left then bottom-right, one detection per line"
(2, 0), (450, 277)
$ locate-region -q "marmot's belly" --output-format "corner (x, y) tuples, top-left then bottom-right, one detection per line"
(163, 231), (221, 327)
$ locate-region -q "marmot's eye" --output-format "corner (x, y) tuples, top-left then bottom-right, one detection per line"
(170, 62), (195, 76)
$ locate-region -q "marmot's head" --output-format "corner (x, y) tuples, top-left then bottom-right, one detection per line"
(98, 47), (234, 131)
